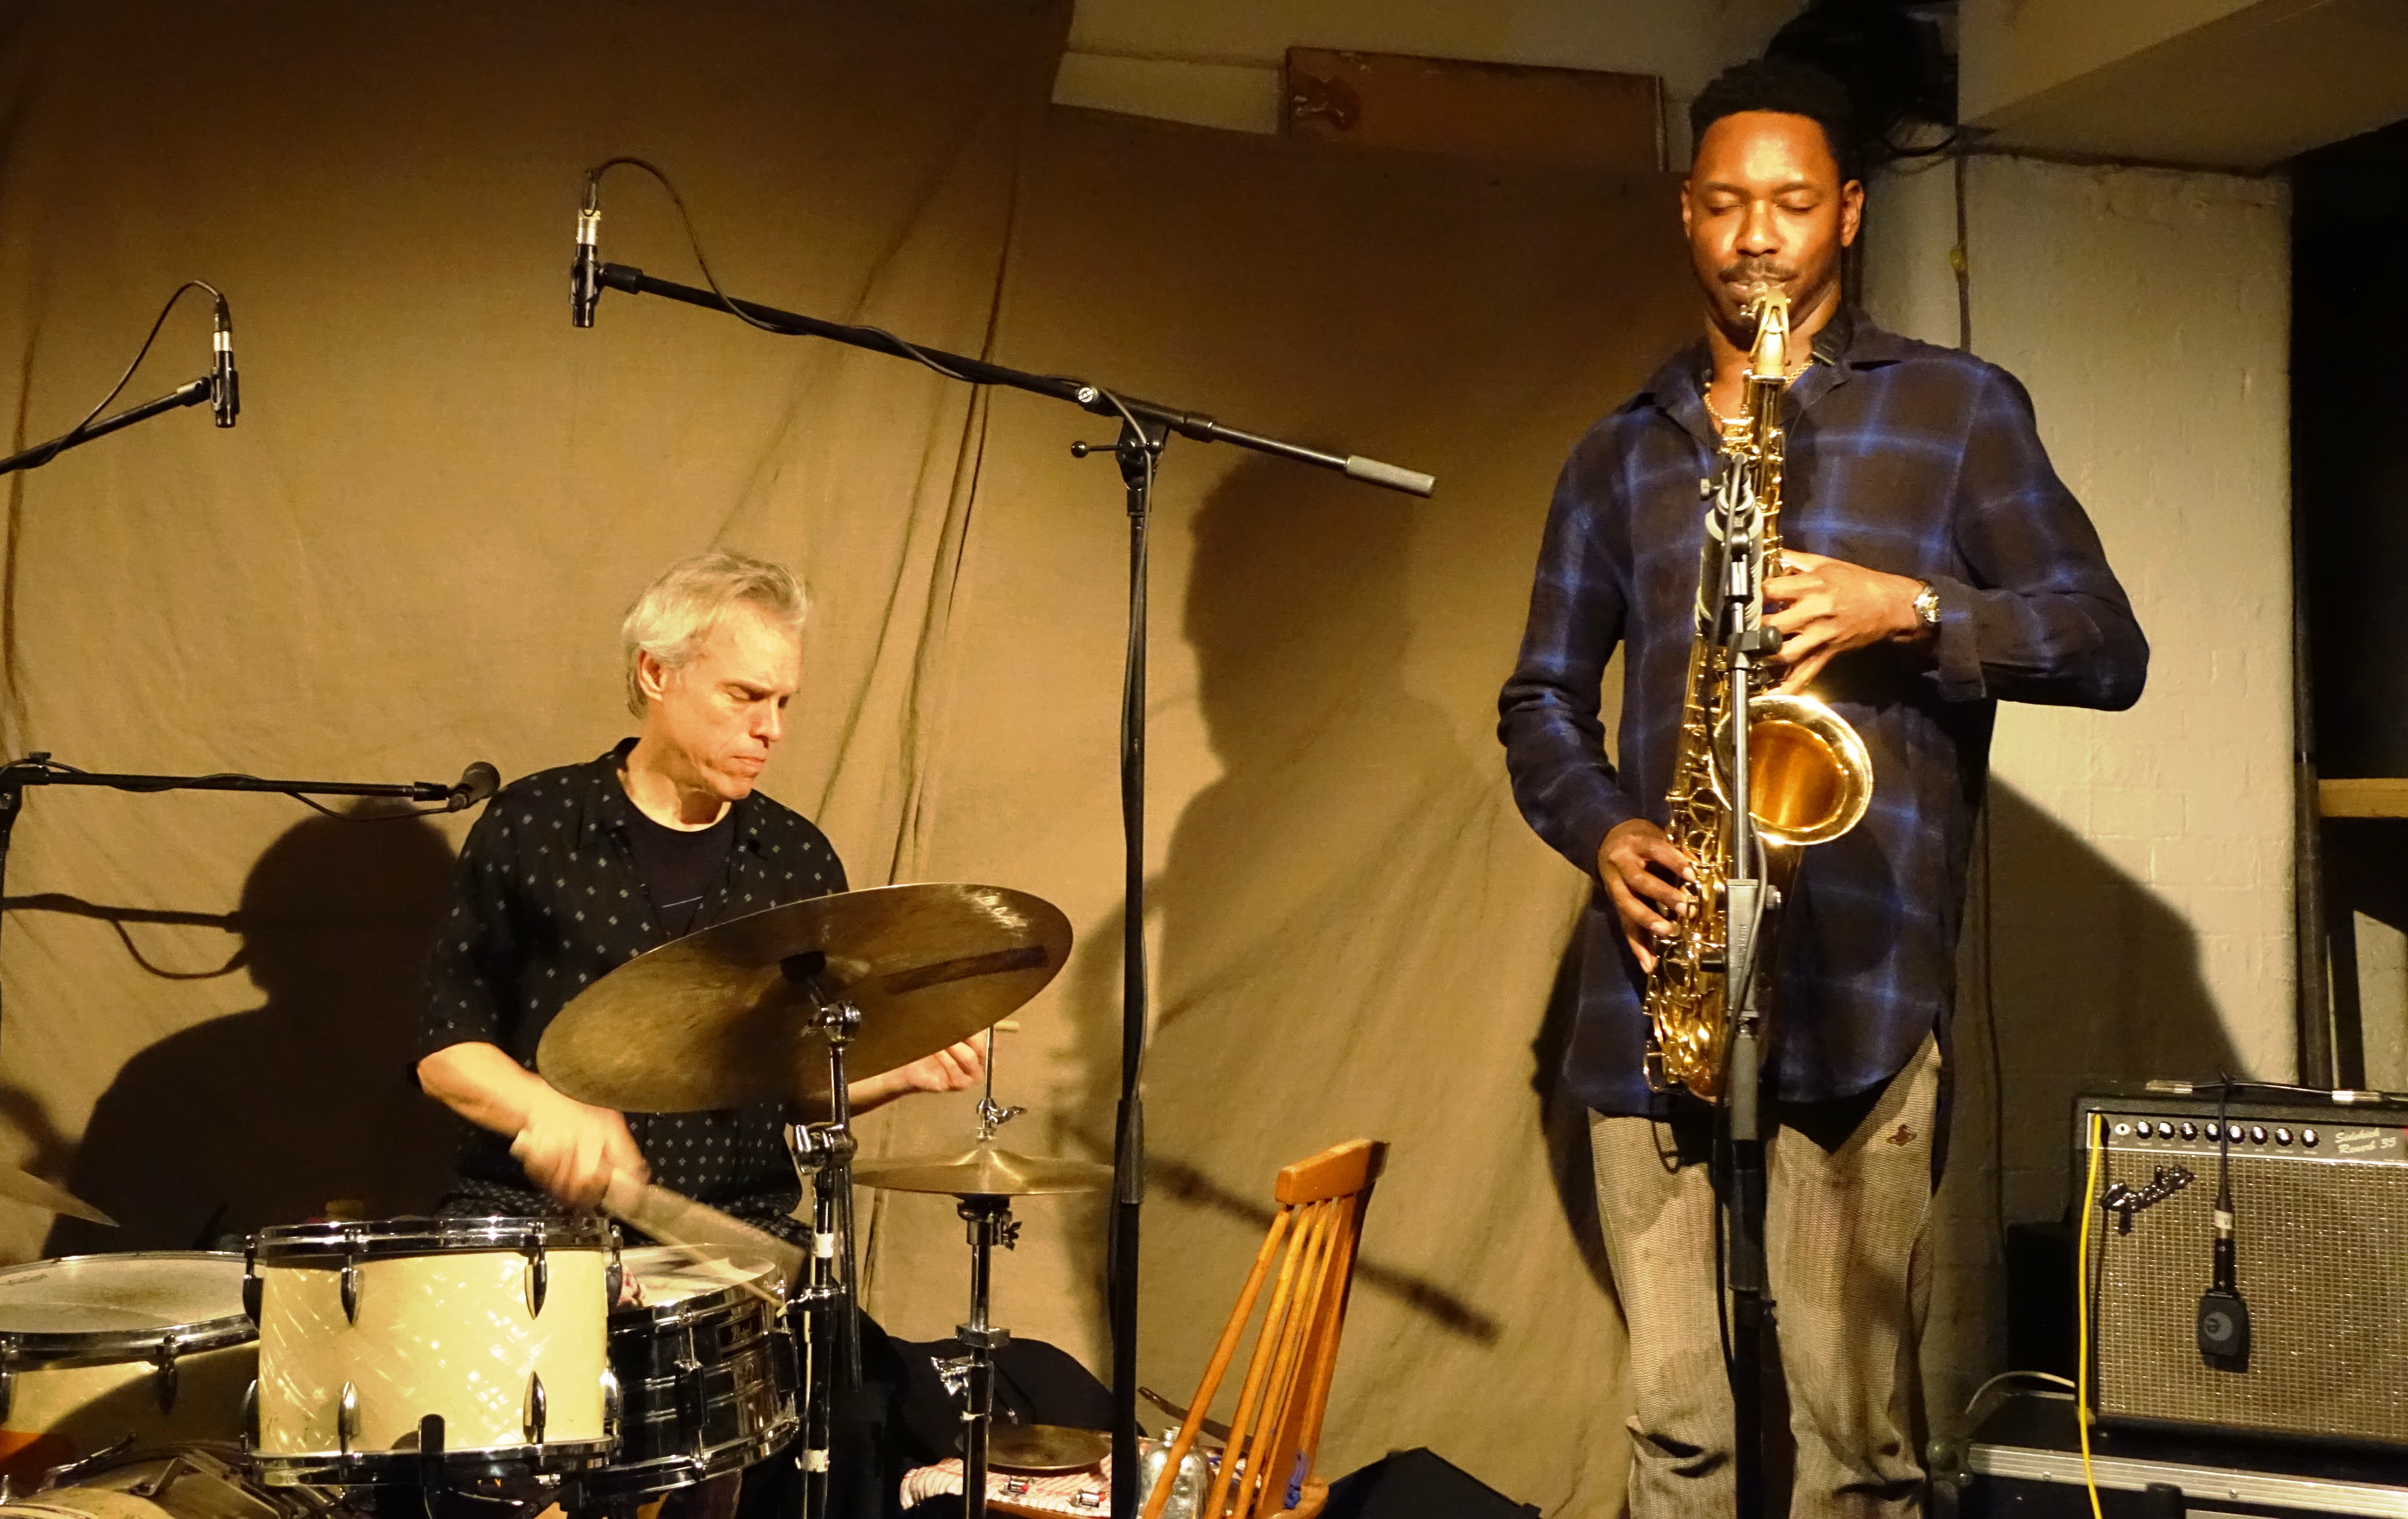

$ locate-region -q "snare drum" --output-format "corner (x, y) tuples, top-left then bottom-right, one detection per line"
(576, 1247), (796, 1500)
(0, 1255), (256, 1480)
(248, 1218), (616, 1487)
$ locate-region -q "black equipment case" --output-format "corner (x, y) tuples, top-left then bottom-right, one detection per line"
(1954, 1394), (2408, 1519)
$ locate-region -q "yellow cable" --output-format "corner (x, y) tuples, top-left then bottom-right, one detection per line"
(2077, 1111), (2104, 1519)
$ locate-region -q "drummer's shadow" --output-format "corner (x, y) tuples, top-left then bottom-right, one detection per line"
(45, 812), (457, 1256)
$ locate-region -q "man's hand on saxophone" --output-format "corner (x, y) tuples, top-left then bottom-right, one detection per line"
(1599, 819), (1696, 973)
(1762, 550), (1936, 693)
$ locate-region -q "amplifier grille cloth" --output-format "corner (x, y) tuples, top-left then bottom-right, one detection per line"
(2093, 1122), (2408, 1444)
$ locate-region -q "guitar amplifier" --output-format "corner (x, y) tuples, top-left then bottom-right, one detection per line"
(2075, 1084), (2408, 1450)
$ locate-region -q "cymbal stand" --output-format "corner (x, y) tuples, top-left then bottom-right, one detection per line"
(938, 1193), (1018, 1519)
(783, 991), (864, 1519)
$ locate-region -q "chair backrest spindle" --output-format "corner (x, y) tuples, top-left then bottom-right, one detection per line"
(1142, 1138), (1385, 1519)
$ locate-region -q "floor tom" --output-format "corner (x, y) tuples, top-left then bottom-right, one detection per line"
(0, 1255), (255, 1481)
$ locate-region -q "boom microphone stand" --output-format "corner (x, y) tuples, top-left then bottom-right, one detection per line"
(0, 753), (496, 1054)
(572, 169), (1436, 1519)
(1709, 314), (1785, 1519)
(0, 284), (240, 476)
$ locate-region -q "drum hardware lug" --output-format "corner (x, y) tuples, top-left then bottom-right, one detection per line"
(524, 1234), (549, 1318)
(0, 1336), (16, 1424)
(675, 1347), (707, 1457)
(416, 1414), (448, 1519)
(337, 1379), (361, 1471)
(770, 1324), (799, 1395)
(242, 1377), (261, 1450)
(599, 1368), (622, 1439)
(523, 1369), (548, 1449)
(604, 1246), (623, 1310)
(151, 1331), (183, 1411)
(340, 1254), (362, 1326)
(243, 1244), (262, 1323)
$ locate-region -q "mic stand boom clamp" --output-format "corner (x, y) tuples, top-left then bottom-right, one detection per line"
(0, 752), (495, 1061)
(580, 252), (1434, 1519)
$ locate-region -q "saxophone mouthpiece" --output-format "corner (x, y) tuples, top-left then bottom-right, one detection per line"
(1747, 284), (1791, 382)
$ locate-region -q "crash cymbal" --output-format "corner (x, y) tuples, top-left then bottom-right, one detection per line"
(0, 1166), (114, 1226)
(968, 1423), (1110, 1473)
(854, 1143), (1112, 1198)
(537, 883), (1070, 1113)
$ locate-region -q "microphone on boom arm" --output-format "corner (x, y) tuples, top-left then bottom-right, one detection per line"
(448, 760), (501, 812)
(572, 175), (602, 328)
(211, 295), (239, 428)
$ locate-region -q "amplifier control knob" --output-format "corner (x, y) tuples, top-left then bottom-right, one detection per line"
(2250, 1125), (2269, 1144)
(2157, 1121), (2174, 1138)
(2180, 1122), (2198, 1140)
(2303, 1128), (2319, 1147)
(2275, 1127), (2293, 1145)
(2206, 1123), (2222, 1140)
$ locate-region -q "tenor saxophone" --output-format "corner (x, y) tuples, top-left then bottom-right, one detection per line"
(1640, 287), (1874, 1100)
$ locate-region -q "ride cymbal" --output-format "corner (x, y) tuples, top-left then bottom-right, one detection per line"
(853, 1143), (1111, 1198)
(537, 883), (1070, 1113)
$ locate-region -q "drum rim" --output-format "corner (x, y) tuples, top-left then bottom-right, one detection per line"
(610, 1248), (780, 1329)
(249, 1436), (617, 1486)
(251, 1217), (613, 1262)
(569, 1414), (800, 1500)
(0, 1252), (256, 1361)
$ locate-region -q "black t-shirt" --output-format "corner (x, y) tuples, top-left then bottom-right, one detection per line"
(621, 796), (738, 938)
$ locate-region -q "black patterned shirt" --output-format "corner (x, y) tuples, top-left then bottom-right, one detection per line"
(421, 739), (845, 1228)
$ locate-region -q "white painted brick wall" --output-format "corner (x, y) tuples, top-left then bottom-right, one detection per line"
(1864, 151), (2293, 1414)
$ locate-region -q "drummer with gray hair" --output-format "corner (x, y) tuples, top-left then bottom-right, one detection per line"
(415, 547), (981, 1228)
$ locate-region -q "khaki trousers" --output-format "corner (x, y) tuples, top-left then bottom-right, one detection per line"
(1589, 1034), (1940, 1519)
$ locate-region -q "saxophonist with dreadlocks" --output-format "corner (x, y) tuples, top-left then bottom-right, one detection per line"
(1497, 60), (2147, 1516)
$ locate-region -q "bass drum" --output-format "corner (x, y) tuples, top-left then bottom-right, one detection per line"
(0, 1445), (356, 1519)
(0, 1255), (256, 1483)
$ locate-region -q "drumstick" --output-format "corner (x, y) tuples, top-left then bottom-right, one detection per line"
(507, 1134), (800, 1305)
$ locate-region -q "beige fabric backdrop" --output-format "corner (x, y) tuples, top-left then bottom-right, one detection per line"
(860, 110), (1691, 1510)
(0, 9), (1694, 1512)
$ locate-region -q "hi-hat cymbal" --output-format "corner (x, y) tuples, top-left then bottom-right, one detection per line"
(537, 883), (1070, 1113)
(0, 1166), (114, 1226)
(854, 1143), (1112, 1198)
(969, 1423), (1110, 1473)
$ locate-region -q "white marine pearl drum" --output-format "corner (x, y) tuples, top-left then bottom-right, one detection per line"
(0, 1254), (258, 1481)
(246, 1219), (616, 1487)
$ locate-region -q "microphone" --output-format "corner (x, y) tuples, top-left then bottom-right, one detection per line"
(448, 760), (500, 812)
(572, 178), (602, 328)
(211, 297), (239, 428)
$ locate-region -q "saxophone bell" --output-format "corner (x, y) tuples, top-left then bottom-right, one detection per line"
(1711, 691), (1875, 848)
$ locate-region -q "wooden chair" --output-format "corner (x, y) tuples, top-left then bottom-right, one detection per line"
(1142, 1137), (1387, 1519)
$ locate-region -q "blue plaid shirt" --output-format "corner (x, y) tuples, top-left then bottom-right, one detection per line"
(1499, 310), (2147, 1117)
